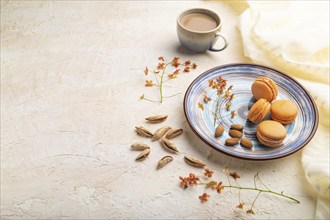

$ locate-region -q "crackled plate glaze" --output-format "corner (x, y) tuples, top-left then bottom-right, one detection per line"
(184, 64), (318, 160)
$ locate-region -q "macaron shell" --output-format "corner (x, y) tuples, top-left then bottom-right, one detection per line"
(253, 102), (271, 123)
(257, 120), (286, 140)
(247, 98), (270, 123)
(251, 77), (278, 102)
(261, 76), (278, 100)
(251, 80), (273, 101)
(270, 100), (298, 124)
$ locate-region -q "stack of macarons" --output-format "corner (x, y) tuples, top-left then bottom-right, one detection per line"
(247, 76), (298, 147)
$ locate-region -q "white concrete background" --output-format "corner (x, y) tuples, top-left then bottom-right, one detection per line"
(1, 1), (316, 219)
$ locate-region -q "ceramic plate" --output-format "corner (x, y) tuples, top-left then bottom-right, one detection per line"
(184, 63), (318, 160)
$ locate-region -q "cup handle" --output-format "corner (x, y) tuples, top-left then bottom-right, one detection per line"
(209, 33), (229, 52)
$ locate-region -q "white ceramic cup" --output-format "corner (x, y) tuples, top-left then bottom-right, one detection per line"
(177, 8), (228, 53)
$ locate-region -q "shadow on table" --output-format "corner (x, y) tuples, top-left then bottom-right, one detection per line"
(172, 43), (215, 58)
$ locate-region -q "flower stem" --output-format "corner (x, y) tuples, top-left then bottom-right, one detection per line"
(163, 92), (181, 98)
(141, 97), (159, 103)
(203, 106), (231, 125)
(213, 93), (222, 126)
(198, 183), (300, 203)
(250, 191), (261, 211)
(159, 63), (169, 103)
(224, 185), (300, 204)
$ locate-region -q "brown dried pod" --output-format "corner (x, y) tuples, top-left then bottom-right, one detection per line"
(240, 138), (253, 148)
(230, 124), (244, 131)
(145, 115), (168, 123)
(215, 125), (224, 137)
(159, 138), (179, 153)
(130, 143), (150, 151)
(184, 155), (206, 168)
(157, 156), (173, 169)
(165, 128), (183, 139)
(135, 149), (150, 161)
(225, 138), (240, 146)
(153, 126), (172, 141)
(135, 126), (153, 138)
(229, 129), (243, 139)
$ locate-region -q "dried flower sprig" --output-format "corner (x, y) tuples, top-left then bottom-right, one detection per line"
(198, 77), (236, 126)
(141, 57), (197, 103)
(179, 168), (300, 214)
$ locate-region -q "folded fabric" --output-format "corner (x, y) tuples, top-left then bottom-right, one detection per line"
(232, 1), (330, 219)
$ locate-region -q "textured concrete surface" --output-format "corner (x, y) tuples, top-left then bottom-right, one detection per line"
(1, 1), (316, 219)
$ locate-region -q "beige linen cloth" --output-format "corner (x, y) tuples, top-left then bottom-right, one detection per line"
(229, 1), (329, 219)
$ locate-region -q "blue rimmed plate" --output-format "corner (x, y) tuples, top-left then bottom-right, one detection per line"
(184, 63), (318, 160)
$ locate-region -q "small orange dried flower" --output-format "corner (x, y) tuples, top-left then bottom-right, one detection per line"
(179, 176), (189, 189)
(168, 73), (178, 79)
(224, 90), (231, 98)
(144, 67), (149, 75)
(172, 57), (180, 68)
(173, 69), (180, 75)
(229, 94), (235, 101)
(184, 60), (191, 66)
(206, 180), (218, 189)
(216, 181), (225, 194)
(246, 209), (255, 214)
(204, 168), (214, 178)
(192, 63), (198, 69)
(145, 80), (153, 87)
(203, 95), (211, 103)
(198, 102), (204, 110)
(183, 67), (190, 73)
(188, 173), (199, 185)
(157, 63), (165, 70)
(158, 56), (165, 61)
(226, 102), (231, 111)
(229, 171), (240, 179)
(236, 202), (244, 209)
(199, 193), (210, 202)
(231, 110), (237, 119)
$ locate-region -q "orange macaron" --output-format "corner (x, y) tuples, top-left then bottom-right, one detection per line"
(251, 76), (278, 102)
(247, 98), (271, 124)
(270, 100), (298, 124)
(256, 120), (286, 147)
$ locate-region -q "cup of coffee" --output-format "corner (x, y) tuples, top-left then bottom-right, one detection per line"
(177, 8), (228, 53)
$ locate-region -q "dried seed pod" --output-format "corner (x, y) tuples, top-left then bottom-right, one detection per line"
(131, 142), (150, 151)
(165, 128), (183, 139)
(184, 155), (206, 168)
(135, 149), (150, 161)
(145, 115), (168, 123)
(225, 138), (240, 146)
(230, 124), (244, 131)
(135, 126), (153, 138)
(157, 156), (173, 169)
(159, 138), (179, 153)
(153, 126), (172, 141)
(229, 129), (243, 139)
(215, 125), (224, 137)
(240, 138), (253, 148)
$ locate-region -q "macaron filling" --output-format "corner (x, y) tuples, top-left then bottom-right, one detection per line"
(256, 131), (284, 146)
(271, 114), (297, 123)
